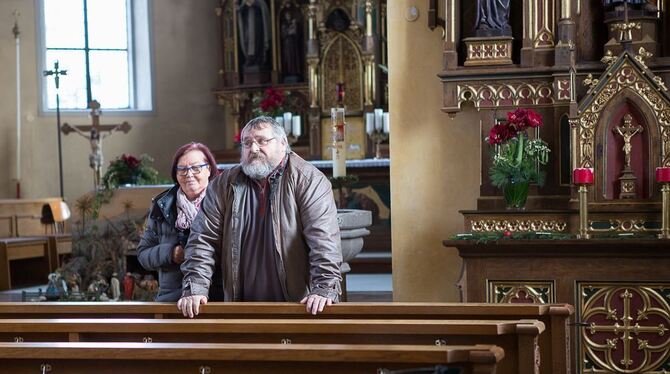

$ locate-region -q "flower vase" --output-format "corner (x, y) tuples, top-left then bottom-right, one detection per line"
(503, 180), (529, 210)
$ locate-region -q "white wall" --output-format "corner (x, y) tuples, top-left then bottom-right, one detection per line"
(0, 0), (226, 203)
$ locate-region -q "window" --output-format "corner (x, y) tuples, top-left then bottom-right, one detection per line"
(40, 0), (152, 111)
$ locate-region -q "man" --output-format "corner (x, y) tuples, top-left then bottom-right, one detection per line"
(177, 117), (342, 317)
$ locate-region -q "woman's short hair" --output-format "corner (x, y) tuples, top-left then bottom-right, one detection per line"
(170, 142), (220, 183)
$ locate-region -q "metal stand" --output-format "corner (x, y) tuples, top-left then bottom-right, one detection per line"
(578, 184), (590, 239)
(660, 183), (670, 239)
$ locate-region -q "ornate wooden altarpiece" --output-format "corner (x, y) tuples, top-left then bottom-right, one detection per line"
(438, 1), (670, 373)
(213, 0), (388, 162)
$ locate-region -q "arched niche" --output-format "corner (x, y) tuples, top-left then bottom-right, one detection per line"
(320, 33), (364, 113)
(594, 91), (660, 202)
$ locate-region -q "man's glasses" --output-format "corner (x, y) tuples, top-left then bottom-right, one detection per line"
(176, 163), (209, 176)
(242, 137), (276, 148)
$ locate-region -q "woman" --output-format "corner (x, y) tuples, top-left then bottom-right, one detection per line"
(137, 142), (219, 301)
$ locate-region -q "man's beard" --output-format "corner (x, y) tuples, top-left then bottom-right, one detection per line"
(241, 154), (273, 180)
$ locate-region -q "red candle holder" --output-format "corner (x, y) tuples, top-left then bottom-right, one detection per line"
(573, 168), (594, 185)
(656, 167), (670, 183)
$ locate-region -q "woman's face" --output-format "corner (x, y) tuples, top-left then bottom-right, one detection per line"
(176, 150), (211, 200)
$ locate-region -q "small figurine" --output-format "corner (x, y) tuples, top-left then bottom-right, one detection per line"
(110, 273), (121, 301)
(123, 272), (134, 300)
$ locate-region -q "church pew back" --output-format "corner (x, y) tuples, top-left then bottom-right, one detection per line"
(0, 318), (541, 374)
(0, 302), (572, 374)
(0, 341), (504, 374)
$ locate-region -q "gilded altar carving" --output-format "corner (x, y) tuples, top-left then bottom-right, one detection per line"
(457, 81), (554, 110)
(463, 37), (513, 66)
(320, 34), (363, 113)
(578, 283), (670, 373)
(470, 219), (567, 232)
(576, 52), (670, 168)
(589, 219), (659, 233)
(487, 281), (554, 304)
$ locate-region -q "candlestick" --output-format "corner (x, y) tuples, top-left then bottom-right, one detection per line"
(657, 167), (670, 239)
(331, 108), (346, 177)
(13, 11), (21, 197)
(573, 168), (594, 239)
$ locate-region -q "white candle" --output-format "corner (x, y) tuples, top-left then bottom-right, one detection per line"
(331, 108), (346, 177)
(292, 115), (301, 137)
(275, 116), (284, 132)
(283, 112), (293, 135)
(382, 112), (390, 134)
(365, 112), (374, 135)
(374, 108), (383, 131)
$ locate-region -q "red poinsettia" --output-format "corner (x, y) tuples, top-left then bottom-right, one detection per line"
(121, 154), (141, 169)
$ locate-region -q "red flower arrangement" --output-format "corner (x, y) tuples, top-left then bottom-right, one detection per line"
(485, 108), (550, 190)
(487, 108), (543, 145)
(121, 154), (141, 169)
(252, 87), (290, 117)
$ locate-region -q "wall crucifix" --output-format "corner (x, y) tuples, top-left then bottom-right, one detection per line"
(613, 113), (643, 199)
(62, 100), (132, 189)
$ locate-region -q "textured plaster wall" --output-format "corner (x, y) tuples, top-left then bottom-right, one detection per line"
(0, 0), (225, 203)
(388, 1), (481, 301)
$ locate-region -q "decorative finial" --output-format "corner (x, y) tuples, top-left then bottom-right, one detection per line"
(583, 74), (599, 91)
(634, 47), (653, 69)
(653, 76), (668, 91)
(601, 50), (615, 67)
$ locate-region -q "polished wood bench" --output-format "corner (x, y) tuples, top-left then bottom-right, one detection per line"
(0, 341), (503, 374)
(0, 237), (51, 291)
(0, 301), (572, 374)
(0, 317), (541, 374)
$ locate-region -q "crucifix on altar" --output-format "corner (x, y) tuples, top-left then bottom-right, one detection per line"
(62, 100), (132, 189)
(613, 113), (644, 199)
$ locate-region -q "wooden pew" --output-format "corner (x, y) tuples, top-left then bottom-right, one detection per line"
(0, 237), (51, 291)
(0, 302), (573, 374)
(0, 341), (503, 374)
(46, 233), (73, 272)
(0, 317), (541, 374)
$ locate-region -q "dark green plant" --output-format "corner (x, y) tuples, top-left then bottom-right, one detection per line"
(102, 153), (161, 190)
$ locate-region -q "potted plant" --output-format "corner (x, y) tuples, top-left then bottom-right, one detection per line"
(101, 154), (160, 190)
(486, 108), (550, 209)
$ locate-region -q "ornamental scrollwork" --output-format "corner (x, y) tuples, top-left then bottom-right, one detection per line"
(457, 82), (554, 110)
(470, 219), (567, 232)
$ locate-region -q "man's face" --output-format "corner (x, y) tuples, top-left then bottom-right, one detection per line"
(240, 124), (287, 179)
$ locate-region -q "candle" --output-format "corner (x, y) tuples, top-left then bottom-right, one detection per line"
(374, 108), (383, 131)
(657, 167), (670, 182)
(382, 112), (390, 134)
(282, 112), (293, 135)
(365, 112), (374, 135)
(292, 115), (301, 137)
(331, 108), (346, 177)
(14, 14), (21, 185)
(275, 116), (284, 132)
(573, 168), (594, 184)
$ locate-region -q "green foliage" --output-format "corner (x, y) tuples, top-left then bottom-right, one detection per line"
(489, 134), (550, 188)
(101, 154), (161, 190)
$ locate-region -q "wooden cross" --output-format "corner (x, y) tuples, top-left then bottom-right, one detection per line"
(62, 100), (132, 189)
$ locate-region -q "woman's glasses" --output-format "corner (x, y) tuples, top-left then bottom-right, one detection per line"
(176, 163), (209, 176)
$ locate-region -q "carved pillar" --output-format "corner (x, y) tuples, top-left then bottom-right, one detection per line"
(556, 0), (576, 66)
(444, 0), (459, 70)
(363, 0), (375, 109)
(522, 0), (556, 67)
(306, 0), (321, 159)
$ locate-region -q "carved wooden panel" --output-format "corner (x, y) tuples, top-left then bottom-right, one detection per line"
(487, 280), (555, 304)
(578, 282), (670, 373)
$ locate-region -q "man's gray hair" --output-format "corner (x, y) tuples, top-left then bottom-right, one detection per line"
(241, 116), (289, 150)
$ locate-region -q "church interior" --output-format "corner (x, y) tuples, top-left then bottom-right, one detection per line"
(1, 0), (670, 372)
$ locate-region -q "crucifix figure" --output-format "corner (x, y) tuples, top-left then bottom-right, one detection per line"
(62, 100), (132, 189)
(614, 114), (643, 169)
(613, 114), (643, 199)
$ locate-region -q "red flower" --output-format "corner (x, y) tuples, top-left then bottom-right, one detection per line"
(487, 123), (515, 145)
(527, 110), (542, 128)
(121, 154), (140, 169)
